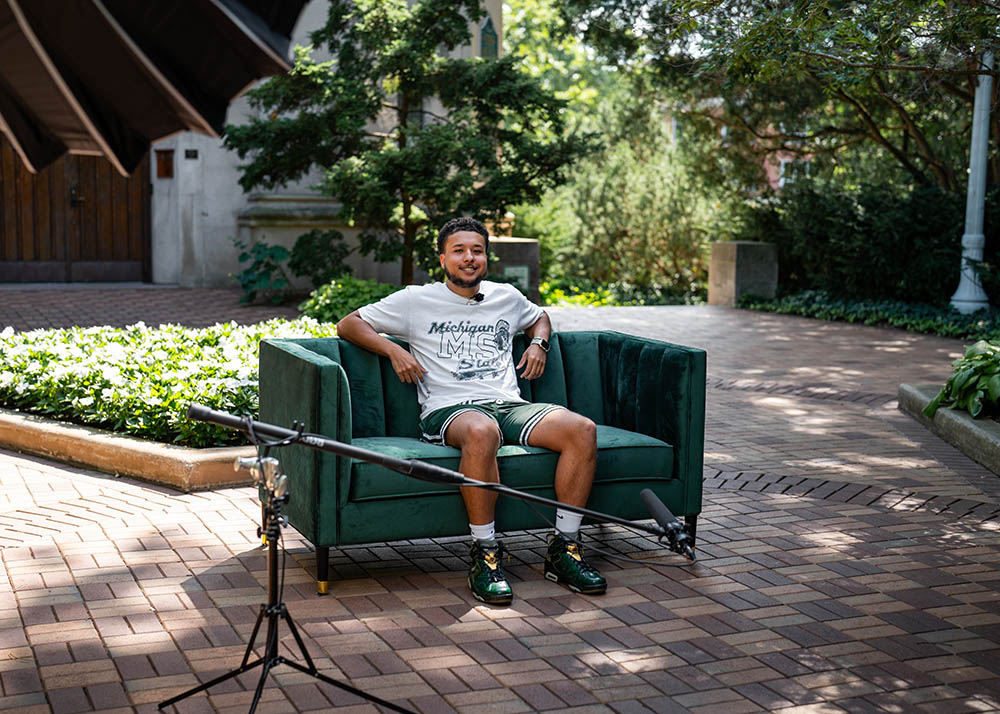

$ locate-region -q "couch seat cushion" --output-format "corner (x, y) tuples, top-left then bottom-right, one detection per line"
(348, 425), (674, 502)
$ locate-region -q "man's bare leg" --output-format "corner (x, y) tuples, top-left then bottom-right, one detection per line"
(444, 411), (501, 524)
(444, 410), (512, 605)
(526, 409), (597, 508)
(527, 409), (606, 595)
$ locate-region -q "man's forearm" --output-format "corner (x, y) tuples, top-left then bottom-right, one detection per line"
(524, 312), (552, 340)
(336, 312), (397, 356)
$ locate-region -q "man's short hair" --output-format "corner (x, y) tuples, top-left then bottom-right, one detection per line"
(437, 217), (490, 254)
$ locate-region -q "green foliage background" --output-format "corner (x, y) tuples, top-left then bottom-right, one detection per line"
(225, 0), (595, 285)
(505, 0), (736, 297)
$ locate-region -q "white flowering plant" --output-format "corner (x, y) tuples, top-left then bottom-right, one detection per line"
(0, 318), (337, 447)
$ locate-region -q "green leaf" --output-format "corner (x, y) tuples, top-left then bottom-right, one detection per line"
(923, 389), (946, 417)
(987, 375), (1000, 404)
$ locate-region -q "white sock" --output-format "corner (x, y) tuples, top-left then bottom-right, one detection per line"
(555, 509), (583, 539)
(470, 521), (496, 543)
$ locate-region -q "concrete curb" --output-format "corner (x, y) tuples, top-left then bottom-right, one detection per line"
(898, 383), (1000, 476)
(0, 408), (254, 491)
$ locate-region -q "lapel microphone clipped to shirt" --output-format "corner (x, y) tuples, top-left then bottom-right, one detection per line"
(467, 293), (485, 305)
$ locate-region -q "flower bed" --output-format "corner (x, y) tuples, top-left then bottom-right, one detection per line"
(0, 318), (336, 448)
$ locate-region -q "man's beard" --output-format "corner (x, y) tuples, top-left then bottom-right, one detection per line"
(444, 266), (484, 289)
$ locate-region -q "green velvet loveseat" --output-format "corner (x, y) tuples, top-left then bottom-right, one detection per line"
(259, 331), (706, 594)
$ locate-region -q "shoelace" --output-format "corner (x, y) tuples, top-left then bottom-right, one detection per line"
(479, 546), (508, 583)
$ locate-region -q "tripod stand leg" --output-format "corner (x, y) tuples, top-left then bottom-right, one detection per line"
(280, 606), (317, 671)
(276, 606), (413, 714)
(241, 605), (266, 667)
(244, 601), (286, 714)
(281, 660), (415, 714)
(159, 605), (269, 710)
(158, 657), (265, 710)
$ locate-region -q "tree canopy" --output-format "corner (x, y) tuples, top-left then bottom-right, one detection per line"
(225, 0), (594, 284)
(560, 0), (1000, 190)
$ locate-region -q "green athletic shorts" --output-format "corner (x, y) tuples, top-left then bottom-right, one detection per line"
(419, 400), (566, 447)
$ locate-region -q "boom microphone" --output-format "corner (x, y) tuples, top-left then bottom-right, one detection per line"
(640, 489), (696, 561)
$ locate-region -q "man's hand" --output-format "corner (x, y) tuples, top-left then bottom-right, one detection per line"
(389, 344), (428, 384)
(517, 344), (547, 380)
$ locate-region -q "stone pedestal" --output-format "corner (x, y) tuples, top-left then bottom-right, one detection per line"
(490, 237), (540, 303)
(708, 241), (778, 306)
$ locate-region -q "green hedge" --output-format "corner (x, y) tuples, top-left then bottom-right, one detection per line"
(734, 183), (986, 306)
(738, 290), (1000, 341)
(0, 319), (336, 447)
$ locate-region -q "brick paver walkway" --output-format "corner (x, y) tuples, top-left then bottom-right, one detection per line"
(2, 288), (999, 713)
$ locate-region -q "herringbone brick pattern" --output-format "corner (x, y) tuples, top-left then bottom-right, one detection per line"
(0, 286), (297, 331)
(2, 448), (999, 713)
(1, 295), (998, 712)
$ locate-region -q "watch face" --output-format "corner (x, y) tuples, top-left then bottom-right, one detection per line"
(534, 338), (549, 352)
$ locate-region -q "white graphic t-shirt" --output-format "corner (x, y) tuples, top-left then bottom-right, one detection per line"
(357, 281), (544, 419)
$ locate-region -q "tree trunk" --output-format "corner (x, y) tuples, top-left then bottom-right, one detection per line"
(399, 93), (414, 285)
(401, 197), (415, 285)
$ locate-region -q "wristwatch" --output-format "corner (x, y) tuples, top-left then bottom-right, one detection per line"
(530, 337), (550, 353)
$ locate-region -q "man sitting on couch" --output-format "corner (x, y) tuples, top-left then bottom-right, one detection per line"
(336, 217), (606, 605)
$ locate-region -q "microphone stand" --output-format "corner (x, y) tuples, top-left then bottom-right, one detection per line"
(160, 404), (695, 713)
(185, 403), (696, 560)
(158, 421), (415, 714)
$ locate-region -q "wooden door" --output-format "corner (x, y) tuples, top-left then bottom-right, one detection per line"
(0, 135), (150, 282)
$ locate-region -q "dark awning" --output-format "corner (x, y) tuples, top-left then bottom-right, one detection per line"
(0, 0), (308, 176)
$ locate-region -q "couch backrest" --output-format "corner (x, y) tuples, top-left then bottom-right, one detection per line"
(308, 332), (605, 439)
(523, 332), (604, 425)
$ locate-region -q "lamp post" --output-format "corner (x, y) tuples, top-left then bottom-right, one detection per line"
(951, 50), (994, 314)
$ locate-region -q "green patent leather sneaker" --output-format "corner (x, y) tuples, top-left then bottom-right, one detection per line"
(544, 533), (607, 595)
(468, 540), (513, 606)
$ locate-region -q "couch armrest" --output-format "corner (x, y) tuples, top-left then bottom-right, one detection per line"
(598, 332), (706, 514)
(259, 338), (352, 546)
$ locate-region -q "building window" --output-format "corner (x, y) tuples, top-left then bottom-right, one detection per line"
(155, 149), (174, 179)
(779, 159), (810, 188)
(480, 16), (498, 58)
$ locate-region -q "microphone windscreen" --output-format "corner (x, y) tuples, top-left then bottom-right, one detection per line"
(640, 488), (677, 533)
(473, 293), (484, 302)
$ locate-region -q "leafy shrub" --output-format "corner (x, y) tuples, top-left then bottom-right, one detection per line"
(288, 229), (353, 288)
(734, 183), (968, 305)
(0, 319), (337, 447)
(234, 230), (358, 304)
(924, 341), (1000, 419)
(739, 290), (1000, 341)
(298, 276), (402, 323)
(233, 237), (293, 304)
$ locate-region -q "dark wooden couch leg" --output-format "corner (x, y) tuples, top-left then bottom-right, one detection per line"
(316, 546), (330, 596)
(684, 515), (697, 548)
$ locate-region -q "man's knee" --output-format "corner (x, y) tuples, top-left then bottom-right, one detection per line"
(530, 409), (596, 453)
(574, 415), (597, 450)
(448, 413), (501, 452)
(467, 420), (502, 449)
